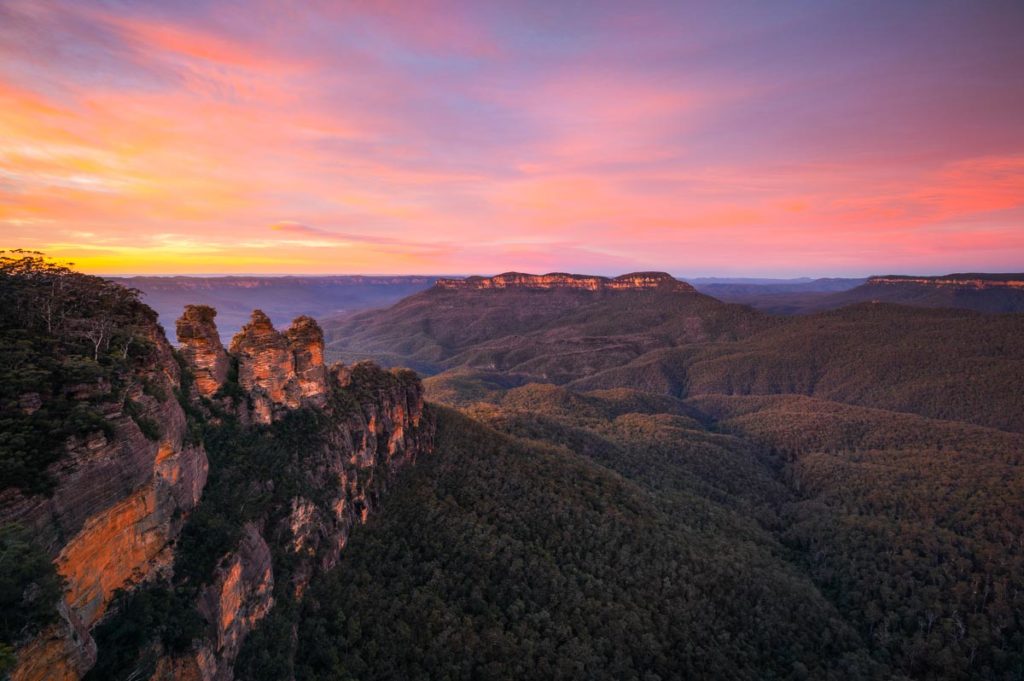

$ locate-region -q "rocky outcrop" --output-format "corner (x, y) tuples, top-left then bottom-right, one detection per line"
(154, 524), (274, 681)
(3, 317), (208, 681)
(152, 357), (431, 681)
(223, 311), (329, 423)
(435, 271), (695, 292)
(150, 312), (431, 680)
(286, 315), (328, 408)
(6, 299), (432, 681)
(176, 305), (230, 398)
(9, 601), (95, 681)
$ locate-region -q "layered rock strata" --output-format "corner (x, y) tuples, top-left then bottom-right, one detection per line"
(435, 271), (695, 292)
(176, 305), (230, 398)
(867, 275), (1024, 289)
(6, 304), (433, 681)
(4, 318), (209, 681)
(227, 311), (329, 423)
(154, 354), (431, 680)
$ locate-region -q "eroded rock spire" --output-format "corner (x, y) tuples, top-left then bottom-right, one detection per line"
(175, 305), (229, 398)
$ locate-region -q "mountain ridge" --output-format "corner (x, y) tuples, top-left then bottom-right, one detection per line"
(435, 271), (695, 292)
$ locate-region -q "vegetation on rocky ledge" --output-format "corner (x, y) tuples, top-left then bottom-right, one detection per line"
(0, 251), (159, 493)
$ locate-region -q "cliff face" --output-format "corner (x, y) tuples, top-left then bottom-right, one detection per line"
(228, 310), (329, 423)
(435, 271), (695, 293)
(148, 315), (430, 681)
(4, 317), (209, 681)
(6, 301), (432, 681)
(153, 524), (275, 681)
(285, 315), (329, 407)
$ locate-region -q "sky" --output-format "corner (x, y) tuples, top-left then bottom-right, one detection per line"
(1, 0), (1023, 277)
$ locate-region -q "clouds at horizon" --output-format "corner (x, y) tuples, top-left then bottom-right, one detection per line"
(1, 0), (1023, 276)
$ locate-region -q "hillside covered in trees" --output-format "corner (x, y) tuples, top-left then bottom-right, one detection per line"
(314, 275), (1024, 680)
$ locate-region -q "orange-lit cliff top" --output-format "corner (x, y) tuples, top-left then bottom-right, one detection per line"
(434, 272), (695, 292)
(868, 274), (1024, 289)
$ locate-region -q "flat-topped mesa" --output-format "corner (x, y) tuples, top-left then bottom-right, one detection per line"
(608, 272), (695, 291)
(229, 310), (329, 423)
(435, 271), (695, 293)
(868, 274), (1024, 289)
(176, 305), (230, 398)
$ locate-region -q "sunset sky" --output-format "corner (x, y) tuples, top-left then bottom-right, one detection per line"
(2, 0), (1023, 276)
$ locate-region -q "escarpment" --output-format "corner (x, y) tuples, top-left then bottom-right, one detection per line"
(867, 273), (1024, 289)
(3, 307), (208, 681)
(105, 310), (430, 681)
(5, 295), (432, 681)
(435, 271), (695, 292)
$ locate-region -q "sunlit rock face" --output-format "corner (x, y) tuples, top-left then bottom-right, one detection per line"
(867, 275), (1024, 289)
(176, 305), (230, 398)
(4, 319), (209, 681)
(435, 271), (696, 292)
(229, 309), (293, 413)
(228, 311), (329, 422)
(286, 315), (329, 407)
(152, 524), (274, 681)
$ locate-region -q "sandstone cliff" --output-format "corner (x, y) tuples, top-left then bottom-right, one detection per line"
(147, 313), (431, 681)
(227, 310), (329, 423)
(435, 271), (695, 292)
(867, 274), (1024, 289)
(3, 311), (208, 681)
(5, 299), (432, 681)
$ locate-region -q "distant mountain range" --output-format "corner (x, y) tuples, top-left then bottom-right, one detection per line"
(111, 275), (437, 340)
(323, 271), (1024, 431)
(689, 272), (1024, 314)
(314, 268), (1024, 678)
(323, 271), (759, 377)
(687, 276), (865, 290)
(116, 272), (1024, 341)
(804, 273), (1024, 313)
(687, 277), (868, 314)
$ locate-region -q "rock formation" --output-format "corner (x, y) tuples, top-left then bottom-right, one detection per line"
(435, 271), (695, 292)
(5, 301), (433, 681)
(286, 315), (329, 408)
(176, 305), (230, 398)
(152, 353), (430, 680)
(153, 524), (275, 681)
(225, 310), (329, 423)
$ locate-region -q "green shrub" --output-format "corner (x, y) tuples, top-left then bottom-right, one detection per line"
(0, 524), (64, 672)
